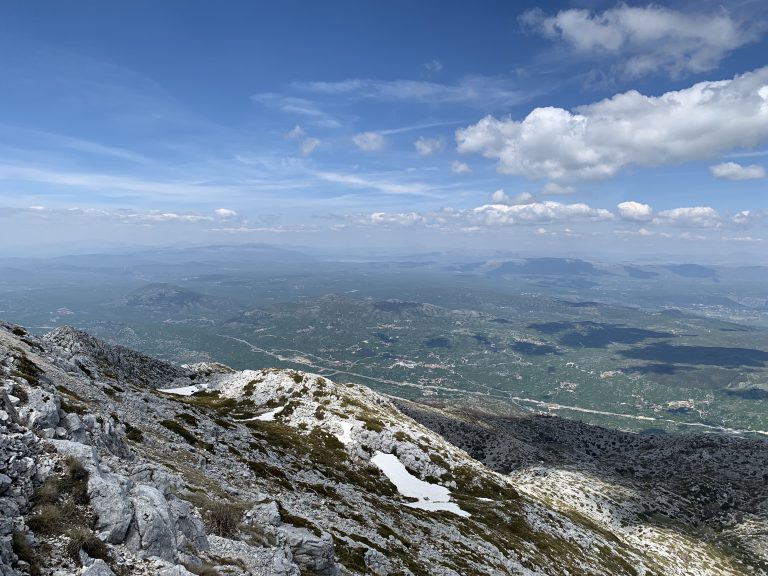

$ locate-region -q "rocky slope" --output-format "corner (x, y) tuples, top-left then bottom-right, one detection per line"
(0, 321), (766, 575)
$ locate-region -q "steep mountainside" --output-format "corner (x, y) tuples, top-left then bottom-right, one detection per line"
(0, 321), (766, 576)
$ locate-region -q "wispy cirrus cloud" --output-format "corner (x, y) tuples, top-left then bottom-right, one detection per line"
(316, 171), (434, 197)
(292, 75), (526, 108)
(0, 163), (243, 199)
(251, 93), (341, 128)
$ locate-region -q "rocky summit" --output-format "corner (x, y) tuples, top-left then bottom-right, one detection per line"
(0, 320), (766, 576)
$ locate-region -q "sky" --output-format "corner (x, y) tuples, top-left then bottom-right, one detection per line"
(1, 0), (767, 261)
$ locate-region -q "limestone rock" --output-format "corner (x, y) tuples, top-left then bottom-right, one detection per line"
(364, 548), (393, 575)
(88, 474), (135, 544)
(168, 497), (209, 552)
(81, 559), (116, 576)
(281, 527), (338, 576)
(20, 388), (60, 430)
(125, 485), (177, 562)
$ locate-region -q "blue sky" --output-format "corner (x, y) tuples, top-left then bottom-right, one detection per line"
(1, 0), (767, 260)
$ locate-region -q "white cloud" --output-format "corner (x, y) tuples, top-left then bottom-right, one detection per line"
(541, 182), (575, 195)
(471, 201), (614, 226)
(710, 161), (766, 180)
(285, 125), (305, 140)
(316, 171), (431, 196)
(252, 94), (340, 128)
(653, 206), (721, 228)
(357, 212), (426, 226)
(0, 163), (239, 198)
(284, 125), (320, 156)
(617, 201), (653, 222)
(214, 208), (238, 219)
(521, 5), (761, 78)
(456, 67), (768, 181)
(294, 75), (525, 108)
(353, 132), (386, 151)
(414, 136), (445, 156)
(491, 189), (533, 205)
(300, 137), (320, 156)
(451, 160), (471, 174)
(424, 60), (443, 73)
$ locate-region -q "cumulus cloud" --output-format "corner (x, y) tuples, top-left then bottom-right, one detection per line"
(541, 182), (575, 195)
(451, 160), (471, 174)
(491, 189), (533, 205)
(710, 161), (766, 180)
(471, 201), (614, 226)
(353, 132), (386, 151)
(456, 67), (768, 181)
(617, 201), (653, 222)
(653, 206), (721, 228)
(414, 136), (445, 156)
(521, 5), (760, 78)
(214, 208), (238, 219)
(359, 212), (426, 226)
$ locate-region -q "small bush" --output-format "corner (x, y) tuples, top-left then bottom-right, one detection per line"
(65, 527), (110, 562)
(26, 503), (65, 534)
(361, 415), (385, 433)
(205, 501), (244, 538)
(277, 504), (321, 536)
(160, 419), (199, 445)
(11, 532), (40, 575)
(12, 384), (28, 403)
(63, 457), (89, 505)
(125, 423), (144, 443)
(11, 326), (26, 336)
(176, 412), (199, 427)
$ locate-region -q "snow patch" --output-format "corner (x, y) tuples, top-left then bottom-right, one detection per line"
(252, 405), (285, 422)
(335, 420), (356, 445)
(371, 451), (470, 517)
(159, 385), (206, 396)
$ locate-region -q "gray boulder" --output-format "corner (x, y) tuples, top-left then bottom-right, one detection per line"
(245, 500), (281, 527)
(21, 388), (60, 430)
(168, 497), (209, 552)
(81, 559), (115, 576)
(88, 474), (135, 544)
(125, 485), (177, 562)
(282, 527), (338, 576)
(157, 567), (195, 576)
(365, 548), (393, 575)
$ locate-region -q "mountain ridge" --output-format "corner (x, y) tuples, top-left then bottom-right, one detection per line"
(1, 320), (766, 575)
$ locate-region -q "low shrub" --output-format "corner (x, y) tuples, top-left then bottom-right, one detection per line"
(11, 532), (40, 575)
(205, 500), (244, 538)
(65, 527), (111, 562)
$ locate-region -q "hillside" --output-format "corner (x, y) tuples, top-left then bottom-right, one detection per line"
(1, 321), (766, 575)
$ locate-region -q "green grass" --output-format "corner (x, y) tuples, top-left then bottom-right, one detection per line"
(161, 418), (199, 444)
